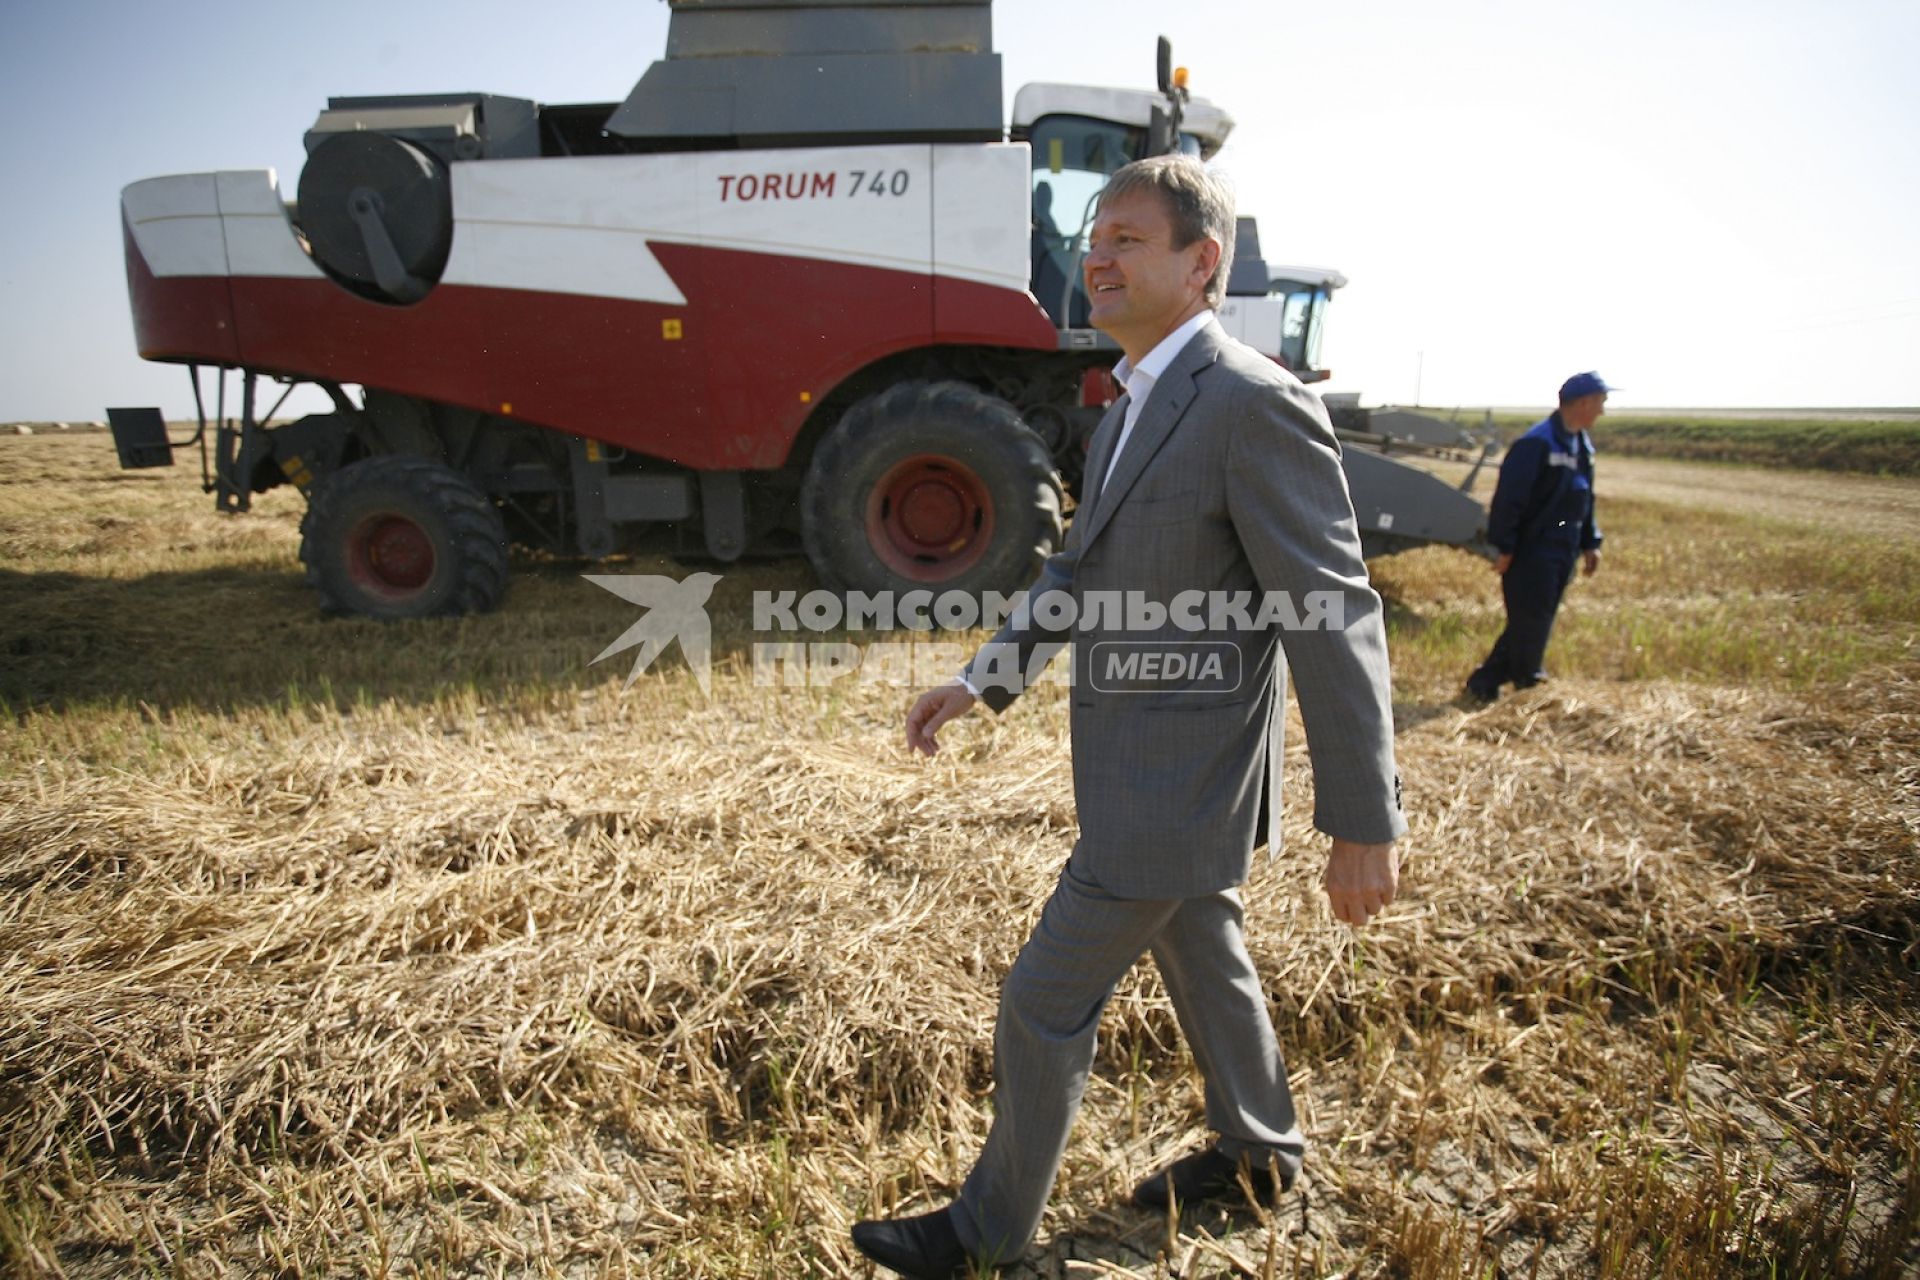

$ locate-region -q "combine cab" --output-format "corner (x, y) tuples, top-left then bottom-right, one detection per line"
(112, 0), (1490, 621)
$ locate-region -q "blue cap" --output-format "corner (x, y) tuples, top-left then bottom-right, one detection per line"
(1559, 371), (1614, 402)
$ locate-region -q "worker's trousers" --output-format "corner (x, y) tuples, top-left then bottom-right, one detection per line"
(950, 860), (1303, 1266)
(1470, 548), (1576, 694)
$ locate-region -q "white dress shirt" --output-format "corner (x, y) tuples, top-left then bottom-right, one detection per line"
(1101, 308), (1216, 492)
(954, 310), (1217, 699)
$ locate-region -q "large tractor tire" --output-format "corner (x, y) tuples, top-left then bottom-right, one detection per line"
(299, 456), (508, 619)
(801, 381), (1063, 602)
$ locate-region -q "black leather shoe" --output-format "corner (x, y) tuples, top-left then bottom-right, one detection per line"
(1132, 1146), (1290, 1212)
(851, 1205), (983, 1279)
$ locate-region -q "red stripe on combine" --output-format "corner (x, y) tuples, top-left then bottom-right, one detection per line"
(128, 240), (1057, 471)
(124, 218), (240, 364)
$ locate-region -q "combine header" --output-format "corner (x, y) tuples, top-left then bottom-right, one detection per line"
(113, 0), (1489, 619)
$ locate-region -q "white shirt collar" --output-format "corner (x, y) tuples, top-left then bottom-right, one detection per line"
(1111, 309), (1216, 389)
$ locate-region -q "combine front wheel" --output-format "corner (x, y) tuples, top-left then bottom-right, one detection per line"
(299, 456), (508, 619)
(801, 382), (1063, 601)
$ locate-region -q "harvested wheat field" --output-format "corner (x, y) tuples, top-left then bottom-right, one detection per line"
(2, 432), (1917, 1278)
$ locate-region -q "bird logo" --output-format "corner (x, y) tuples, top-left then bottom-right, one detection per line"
(585, 572), (723, 694)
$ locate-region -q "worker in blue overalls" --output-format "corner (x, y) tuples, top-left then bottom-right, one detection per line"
(1465, 371), (1610, 703)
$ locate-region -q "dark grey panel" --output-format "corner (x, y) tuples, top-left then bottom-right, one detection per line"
(1227, 217), (1269, 296)
(106, 407), (173, 470)
(306, 94), (540, 161)
(606, 51), (1002, 143)
(605, 474), (696, 523)
(1343, 449), (1486, 546)
(665, 2), (990, 57)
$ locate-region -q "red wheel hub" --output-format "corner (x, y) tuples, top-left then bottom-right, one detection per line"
(346, 512), (436, 599)
(866, 454), (995, 583)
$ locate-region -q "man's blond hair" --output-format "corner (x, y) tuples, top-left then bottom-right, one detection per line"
(1098, 154), (1237, 309)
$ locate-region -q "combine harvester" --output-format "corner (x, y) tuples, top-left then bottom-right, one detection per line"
(111, 0), (1491, 619)
(1221, 258), (1501, 559)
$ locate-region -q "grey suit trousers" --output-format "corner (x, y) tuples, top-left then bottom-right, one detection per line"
(951, 860), (1304, 1264)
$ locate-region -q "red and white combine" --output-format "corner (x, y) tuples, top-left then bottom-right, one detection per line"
(113, 0), (1489, 619)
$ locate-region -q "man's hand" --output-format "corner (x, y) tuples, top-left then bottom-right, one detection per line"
(905, 681), (978, 757)
(1325, 838), (1399, 927)
(1582, 549), (1601, 577)
(1493, 553), (1513, 576)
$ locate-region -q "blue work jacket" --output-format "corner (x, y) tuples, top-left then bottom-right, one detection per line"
(1487, 411), (1602, 557)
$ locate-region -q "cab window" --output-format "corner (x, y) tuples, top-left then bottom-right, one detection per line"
(1026, 115), (1202, 328)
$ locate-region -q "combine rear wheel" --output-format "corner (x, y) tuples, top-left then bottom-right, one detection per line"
(300, 456), (508, 619)
(801, 382), (1062, 601)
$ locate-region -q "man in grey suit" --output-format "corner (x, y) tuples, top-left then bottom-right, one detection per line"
(852, 154), (1405, 1279)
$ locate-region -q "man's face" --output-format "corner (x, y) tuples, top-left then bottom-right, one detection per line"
(1083, 187), (1218, 360)
(1563, 393), (1607, 431)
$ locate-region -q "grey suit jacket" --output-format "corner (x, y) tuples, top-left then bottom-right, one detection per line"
(965, 321), (1405, 899)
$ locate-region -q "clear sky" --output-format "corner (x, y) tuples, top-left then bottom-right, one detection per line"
(2, 0), (1915, 422)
